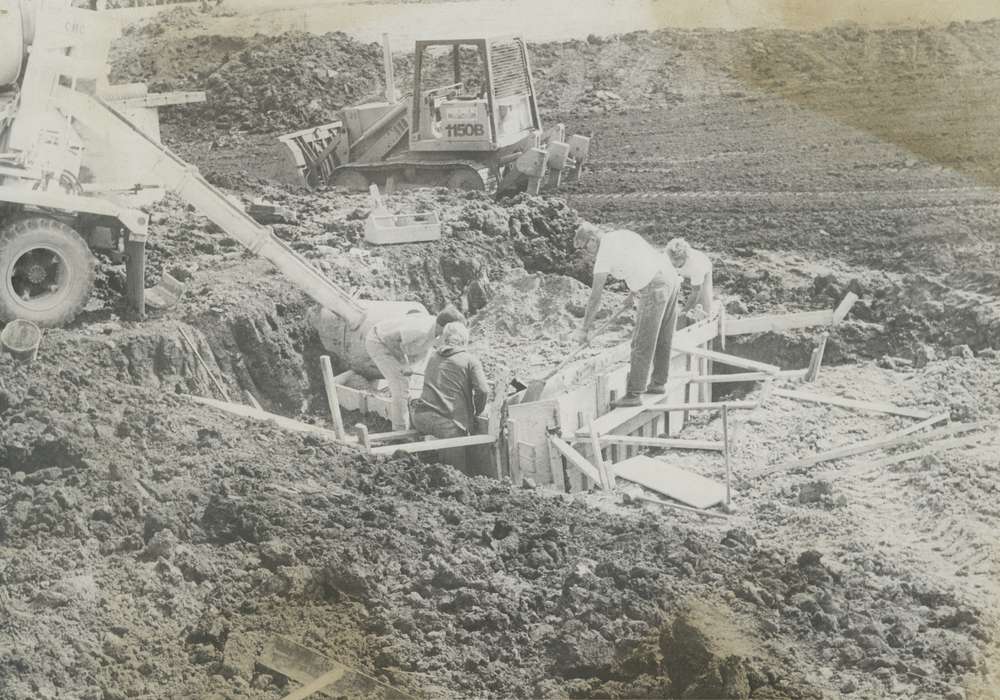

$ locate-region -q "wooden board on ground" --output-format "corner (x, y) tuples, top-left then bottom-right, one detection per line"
(187, 395), (357, 445)
(772, 388), (933, 419)
(259, 637), (412, 700)
(614, 455), (726, 509)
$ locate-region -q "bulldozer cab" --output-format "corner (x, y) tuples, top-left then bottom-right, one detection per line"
(410, 37), (541, 153)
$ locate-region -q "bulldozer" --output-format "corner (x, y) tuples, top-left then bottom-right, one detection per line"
(0, 0), (416, 376)
(279, 35), (590, 195)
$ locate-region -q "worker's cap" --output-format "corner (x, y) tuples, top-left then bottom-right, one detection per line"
(666, 237), (691, 258)
(440, 321), (469, 346)
(436, 304), (466, 328)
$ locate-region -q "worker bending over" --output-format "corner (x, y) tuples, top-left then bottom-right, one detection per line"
(365, 305), (465, 430)
(573, 222), (680, 408)
(666, 237), (714, 327)
(410, 321), (490, 471)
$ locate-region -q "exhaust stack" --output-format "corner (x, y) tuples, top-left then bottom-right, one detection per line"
(382, 33), (395, 103)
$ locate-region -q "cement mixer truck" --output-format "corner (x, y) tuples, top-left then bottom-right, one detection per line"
(0, 0), (415, 375)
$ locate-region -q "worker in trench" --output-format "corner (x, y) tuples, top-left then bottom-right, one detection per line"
(409, 321), (490, 471)
(666, 237), (715, 327)
(573, 222), (680, 408)
(364, 305), (466, 430)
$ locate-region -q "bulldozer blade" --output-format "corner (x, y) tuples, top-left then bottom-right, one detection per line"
(259, 636), (414, 700)
(144, 272), (186, 310)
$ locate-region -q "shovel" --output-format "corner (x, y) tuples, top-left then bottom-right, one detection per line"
(145, 272), (187, 310)
(521, 298), (633, 403)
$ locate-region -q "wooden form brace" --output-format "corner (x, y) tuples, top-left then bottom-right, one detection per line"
(722, 292), (859, 336)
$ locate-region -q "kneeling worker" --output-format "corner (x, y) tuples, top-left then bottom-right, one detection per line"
(365, 305), (465, 430)
(666, 237), (714, 327)
(410, 321), (490, 471)
(573, 222), (680, 408)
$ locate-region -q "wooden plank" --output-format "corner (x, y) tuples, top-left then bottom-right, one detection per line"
(589, 423), (612, 490)
(282, 669), (347, 700)
(772, 388), (932, 419)
(723, 309), (834, 336)
(369, 434), (495, 456)
(868, 433), (993, 470)
(367, 429), (421, 443)
(640, 401), (757, 413)
(506, 420), (521, 483)
(567, 411), (586, 492)
(768, 420), (983, 474)
(686, 372), (772, 383)
(593, 378), (684, 435)
(575, 435), (724, 451)
(548, 435), (603, 484)
(614, 455), (726, 509)
(187, 395), (356, 445)
(832, 292), (859, 324)
(673, 345), (781, 375)
(320, 356), (348, 441)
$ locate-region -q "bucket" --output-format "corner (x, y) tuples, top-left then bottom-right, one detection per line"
(1, 319), (42, 363)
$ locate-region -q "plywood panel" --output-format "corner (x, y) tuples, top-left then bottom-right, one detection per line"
(614, 455), (726, 509)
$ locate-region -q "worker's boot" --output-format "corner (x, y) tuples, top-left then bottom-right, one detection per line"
(644, 383), (667, 394)
(613, 392), (642, 408)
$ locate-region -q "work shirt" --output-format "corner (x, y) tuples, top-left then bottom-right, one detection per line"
(594, 229), (678, 291)
(416, 346), (489, 433)
(676, 248), (712, 286)
(370, 314), (437, 365)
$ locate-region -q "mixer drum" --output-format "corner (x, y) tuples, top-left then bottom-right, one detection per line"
(0, 0), (25, 88)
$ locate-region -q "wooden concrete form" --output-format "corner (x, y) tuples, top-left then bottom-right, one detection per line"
(327, 295), (841, 493)
(506, 310), (734, 491)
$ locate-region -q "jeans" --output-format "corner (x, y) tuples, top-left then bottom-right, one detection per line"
(411, 403), (468, 471)
(627, 271), (680, 394)
(365, 332), (414, 430)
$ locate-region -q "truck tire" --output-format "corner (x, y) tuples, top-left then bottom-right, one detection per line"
(0, 216), (97, 327)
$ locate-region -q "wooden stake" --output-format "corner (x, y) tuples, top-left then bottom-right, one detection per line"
(832, 292), (859, 324)
(722, 403), (732, 507)
(803, 333), (829, 383)
(320, 356), (348, 441)
(355, 423), (371, 453)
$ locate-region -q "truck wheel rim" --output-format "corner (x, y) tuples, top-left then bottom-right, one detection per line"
(7, 246), (72, 312)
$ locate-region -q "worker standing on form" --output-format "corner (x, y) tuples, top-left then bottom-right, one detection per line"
(666, 237), (714, 327)
(573, 222), (680, 408)
(365, 305), (465, 430)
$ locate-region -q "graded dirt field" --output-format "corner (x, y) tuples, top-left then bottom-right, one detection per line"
(2, 6), (1000, 700)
